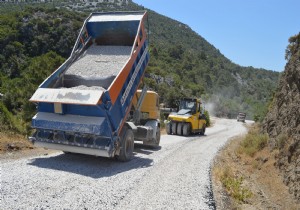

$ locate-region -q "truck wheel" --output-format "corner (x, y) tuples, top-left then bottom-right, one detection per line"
(183, 123), (191, 136)
(171, 122), (177, 135)
(166, 123), (171, 135)
(117, 126), (134, 162)
(177, 123), (183, 135)
(200, 125), (206, 135)
(152, 128), (161, 148)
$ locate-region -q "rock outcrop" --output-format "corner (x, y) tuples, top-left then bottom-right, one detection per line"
(263, 33), (300, 201)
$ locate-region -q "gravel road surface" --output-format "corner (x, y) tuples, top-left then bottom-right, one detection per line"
(1, 118), (250, 210)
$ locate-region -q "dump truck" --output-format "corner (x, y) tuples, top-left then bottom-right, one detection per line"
(237, 112), (246, 123)
(29, 11), (160, 161)
(166, 98), (206, 136)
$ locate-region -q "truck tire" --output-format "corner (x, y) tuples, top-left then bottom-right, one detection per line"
(152, 128), (161, 148)
(177, 123), (183, 135)
(200, 125), (206, 135)
(117, 126), (134, 162)
(183, 123), (191, 136)
(166, 123), (171, 135)
(171, 122), (177, 135)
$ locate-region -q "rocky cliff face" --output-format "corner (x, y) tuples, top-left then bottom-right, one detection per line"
(263, 33), (300, 201)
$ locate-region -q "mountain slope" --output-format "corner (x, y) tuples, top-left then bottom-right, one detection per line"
(263, 32), (300, 201)
(139, 7), (279, 120)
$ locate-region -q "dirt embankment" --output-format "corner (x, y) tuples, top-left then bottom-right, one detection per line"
(212, 131), (299, 210)
(0, 132), (32, 154)
(263, 33), (300, 201)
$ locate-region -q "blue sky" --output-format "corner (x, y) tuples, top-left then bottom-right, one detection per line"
(133, 0), (300, 72)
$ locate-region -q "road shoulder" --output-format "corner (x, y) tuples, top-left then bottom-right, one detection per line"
(212, 131), (299, 209)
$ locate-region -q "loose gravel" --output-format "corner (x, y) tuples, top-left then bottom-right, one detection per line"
(62, 45), (132, 89)
(1, 118), (250, 210)
(65, 45), (132, 79)
(61, 85), (106, 91)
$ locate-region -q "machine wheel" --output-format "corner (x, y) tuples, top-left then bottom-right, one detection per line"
(183, 123), (191, 136)
(200, 125), (206, 135)
(166, 123), (171, 135)
(177, 123), (183, 135)
(171, 122), (177, 135)
(152, 128), (161, 148)
(117, 126), (134, 162)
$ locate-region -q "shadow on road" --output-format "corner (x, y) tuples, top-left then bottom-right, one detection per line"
(134, 143), (161, 155)
(28, 151), (153, 179)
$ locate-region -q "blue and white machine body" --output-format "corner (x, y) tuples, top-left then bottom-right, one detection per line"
(29, 11), (150, 157)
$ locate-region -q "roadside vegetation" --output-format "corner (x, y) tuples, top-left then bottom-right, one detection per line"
(0, 7), (84, 134)
(238, 124), (269, 157)
(204, 110), (211, 127)
(218, 166), (252, 203)
(212, 124), (298, 209)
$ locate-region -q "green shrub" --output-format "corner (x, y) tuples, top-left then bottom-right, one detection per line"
(239, 125), (269, 157)
(0, 102), (25, 134)
(253, 114), (260, 122)
(221, 167), (252, 203)
(204, 110), (211, 127)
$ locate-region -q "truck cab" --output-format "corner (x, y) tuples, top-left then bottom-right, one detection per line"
(130, 90), (160, 147)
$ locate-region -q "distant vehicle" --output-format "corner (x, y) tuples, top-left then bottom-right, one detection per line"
(237, 112), (246, 122)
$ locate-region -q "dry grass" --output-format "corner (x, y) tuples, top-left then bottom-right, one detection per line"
(212, 135), (253, 208)
(238, 124), (269, 157)
(212, 124), (299, 210)
(0, 132), (33, 154)
(219, 166), (252, 203)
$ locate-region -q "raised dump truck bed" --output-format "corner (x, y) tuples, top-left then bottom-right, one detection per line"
(63, 45), (132, 89)
(29, 11), (155, 161)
